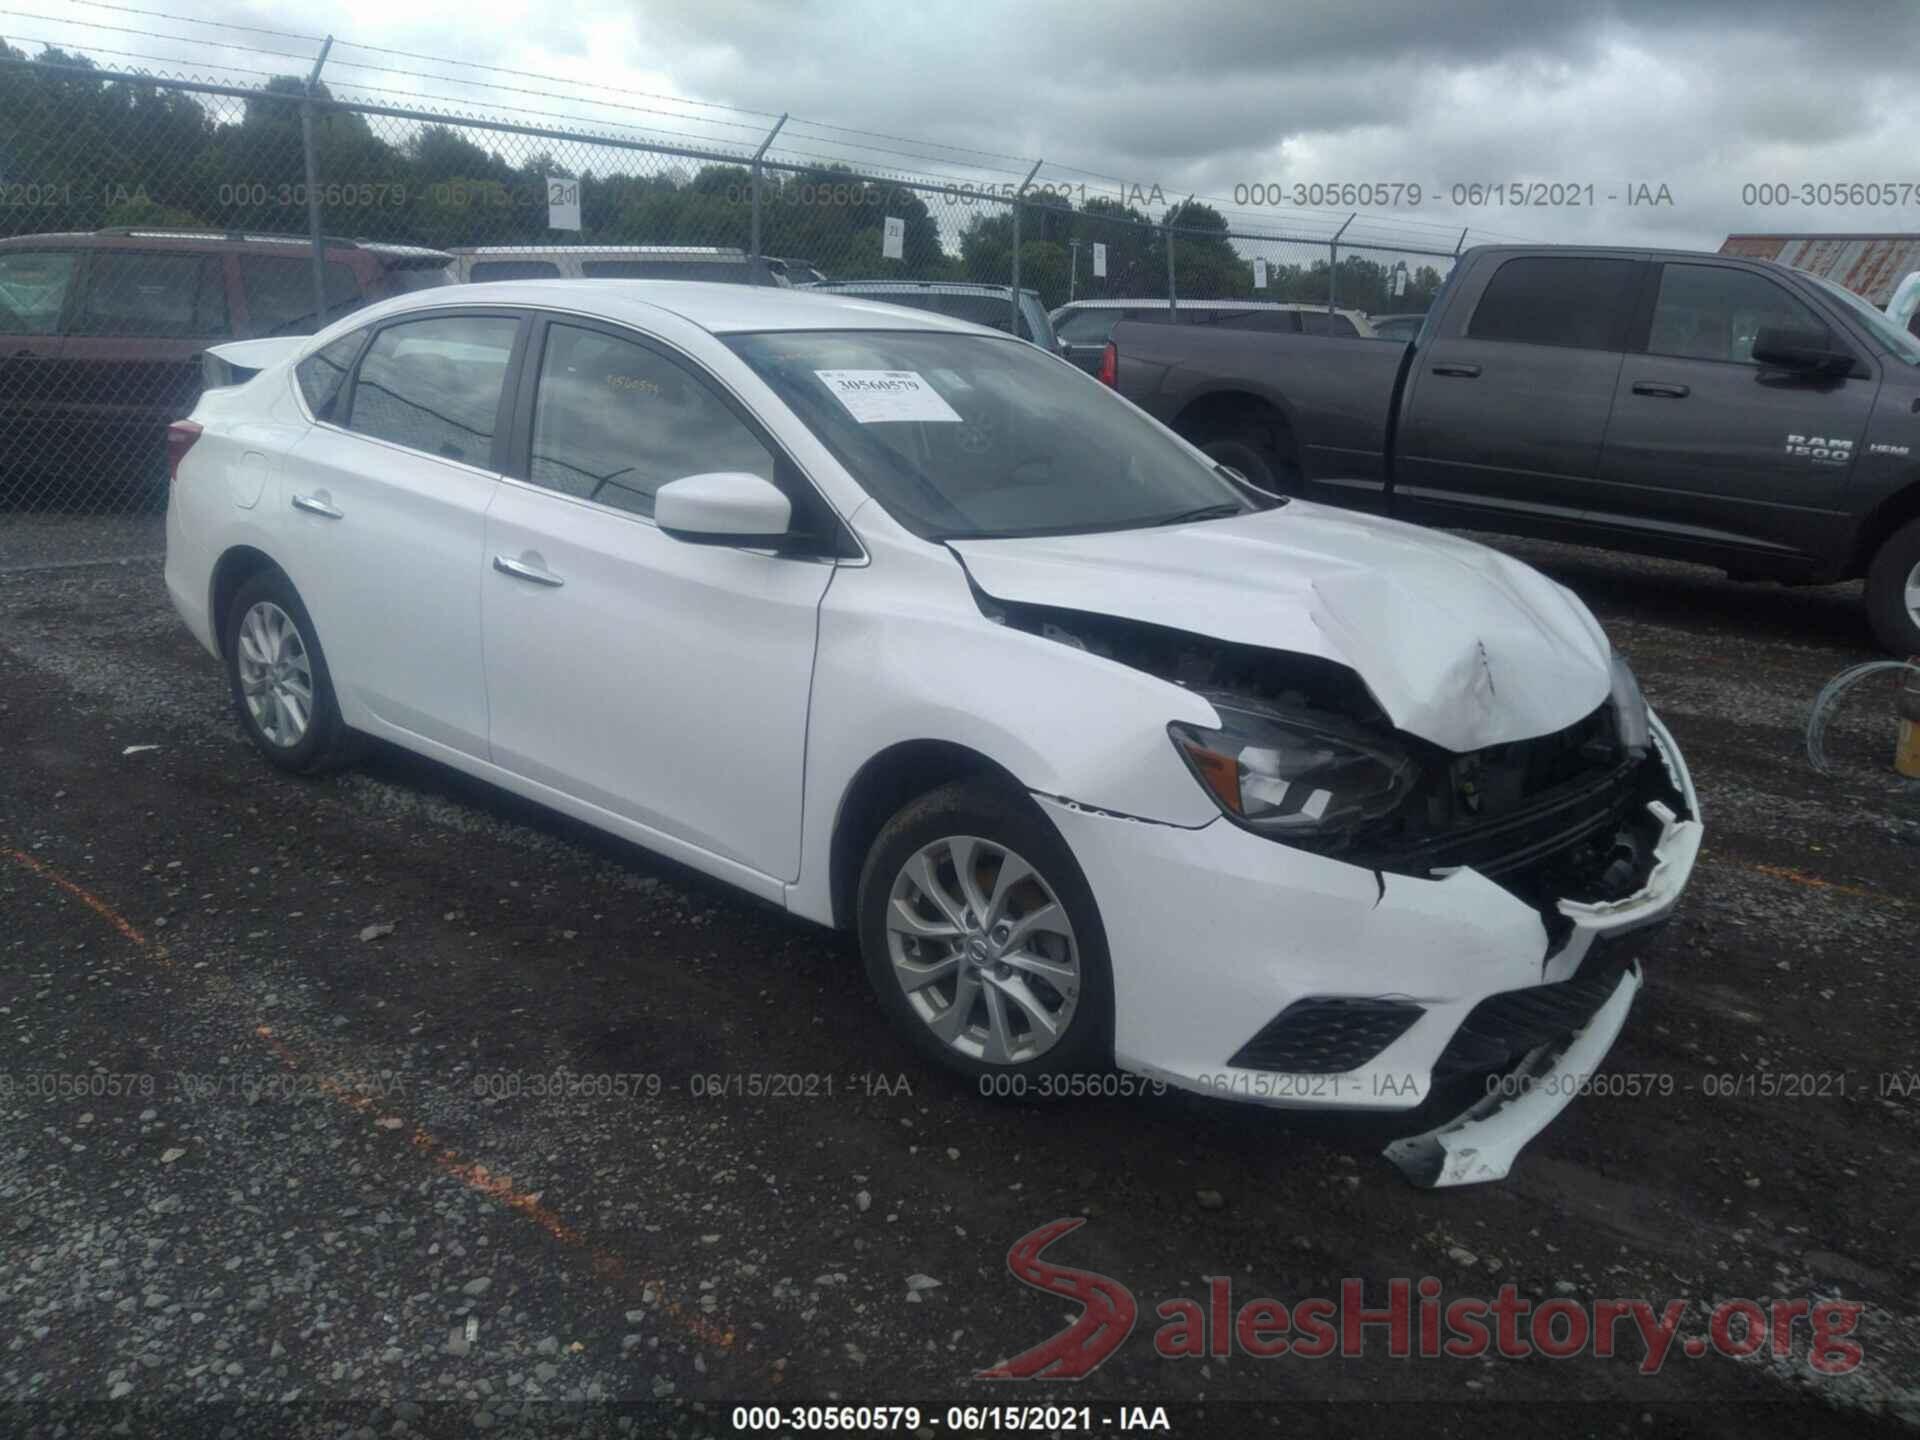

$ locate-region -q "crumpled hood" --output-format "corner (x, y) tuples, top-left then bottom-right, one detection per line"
(950, 501), (1613, 753)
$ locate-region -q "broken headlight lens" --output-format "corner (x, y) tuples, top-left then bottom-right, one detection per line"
(1609, 654), (1651, 758)
(1169, 700), (1418, 839)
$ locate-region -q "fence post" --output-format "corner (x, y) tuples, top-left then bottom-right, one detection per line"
(300, 37), (335, 329)
(1454, 226), (1469, 257)
(1166, 194), (1192, 318)
(749, 113), (787, 285)
(1010, 160), (1040, 335)
(1328, 212), (1354, 318)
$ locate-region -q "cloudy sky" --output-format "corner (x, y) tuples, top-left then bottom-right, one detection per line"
(14, 0), (1920, 256)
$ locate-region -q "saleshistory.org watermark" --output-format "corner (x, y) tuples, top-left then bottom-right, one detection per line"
(977, 1220), (1865, 1381)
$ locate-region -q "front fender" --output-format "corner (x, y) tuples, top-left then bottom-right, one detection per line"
(787, 548), (1220, 924)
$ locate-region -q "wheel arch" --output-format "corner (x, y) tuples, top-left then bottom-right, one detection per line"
(826, 740), (1032, 931)
(1847, 474), (1920, 578)
(208, 545), (287, 658)
(1170, 386), (1296, 444)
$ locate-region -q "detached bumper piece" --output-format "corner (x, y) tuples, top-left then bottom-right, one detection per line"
(1383, 963), (1641, 1189)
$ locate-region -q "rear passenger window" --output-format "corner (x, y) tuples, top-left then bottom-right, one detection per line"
(1299, 312), (1357, 337)
(295, 331), (365, 422)
(71, 252), (228, 337)
(526, 323), (774, 518)
(241, 257), (361, 336)
(1220, 311), (1299, 333)
(1056, 310), (1119, 344)
(1467, 257), (1641, 350)
(347, 315), (519, 465)
(0, 250), (77, 335)
(470, 260), (562, 281)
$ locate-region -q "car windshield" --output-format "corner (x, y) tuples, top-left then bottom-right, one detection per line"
(726, 330), (1275, 540)
(1805, 272), (1920, 365)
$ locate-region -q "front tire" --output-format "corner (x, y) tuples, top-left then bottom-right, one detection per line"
(1865, 517), (1920, 656)
(856, 780), (1113, 1084)
(223, 569), (354, 774)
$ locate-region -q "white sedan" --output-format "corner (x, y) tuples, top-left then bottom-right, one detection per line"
(164, 281), (1701, 1186)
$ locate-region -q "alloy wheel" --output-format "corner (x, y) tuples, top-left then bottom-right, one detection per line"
(884, 835), (1080, 1065)
(236, 600), (314, 748)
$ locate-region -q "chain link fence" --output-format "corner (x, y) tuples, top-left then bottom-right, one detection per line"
(0, 51), (1458, 513)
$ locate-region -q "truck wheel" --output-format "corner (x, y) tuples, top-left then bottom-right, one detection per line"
(1192, 427), (1299, 496)
(1865, 518), (1920, 656)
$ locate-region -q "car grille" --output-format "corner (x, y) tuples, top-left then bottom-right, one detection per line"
(1430, 942), (1642, 1079)
(1341, 704), (1683, 912)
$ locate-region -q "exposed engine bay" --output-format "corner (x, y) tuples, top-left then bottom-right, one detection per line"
(978, 591), (1692, 917)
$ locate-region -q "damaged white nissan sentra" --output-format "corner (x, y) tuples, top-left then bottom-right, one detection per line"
(164, 281), (1701, 1186)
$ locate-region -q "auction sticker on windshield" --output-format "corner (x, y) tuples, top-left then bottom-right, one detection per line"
(814, 370), (962, 424)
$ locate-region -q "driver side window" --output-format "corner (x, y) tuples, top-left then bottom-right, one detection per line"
(1649, 264), (1827, 365)
(527, 323), (774, 519)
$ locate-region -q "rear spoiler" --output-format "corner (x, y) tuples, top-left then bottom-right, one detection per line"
(201, 336), (307, 389)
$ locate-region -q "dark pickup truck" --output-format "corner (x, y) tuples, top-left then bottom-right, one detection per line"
(1105, 244), (1920, 653)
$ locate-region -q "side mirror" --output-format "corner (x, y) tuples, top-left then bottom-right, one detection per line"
(655, 472), (792, 546)
(1751, 325), (1853, 375)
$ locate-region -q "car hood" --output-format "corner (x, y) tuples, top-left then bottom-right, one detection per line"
(948, 501), (1613, 753)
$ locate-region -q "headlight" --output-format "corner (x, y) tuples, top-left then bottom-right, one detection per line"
(1609, 654), (1650, 757)
(1169, 698), (1418, 840)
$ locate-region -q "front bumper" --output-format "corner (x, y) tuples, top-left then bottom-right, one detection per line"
(1037, 710), (1700, 1183)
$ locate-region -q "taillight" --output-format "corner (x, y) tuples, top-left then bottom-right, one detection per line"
(165, 420), (202, 486)
(1096, 341), (1117, 388)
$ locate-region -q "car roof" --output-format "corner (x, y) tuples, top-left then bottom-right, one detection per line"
(814, 280), (1040, 299)
(0, 229), (451, 262)
(1053, 298), (1360, 313)
(377, 278), (1009, 337)
(451, 245), (751, 258)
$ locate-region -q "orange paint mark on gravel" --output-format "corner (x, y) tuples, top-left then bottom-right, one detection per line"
(1744, 862), (1890, 903)
(6, 845), (736, 1355)
(6, 847), (157, 951)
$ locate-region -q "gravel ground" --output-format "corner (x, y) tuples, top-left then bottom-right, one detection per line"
(1, 519), (1917, 1438)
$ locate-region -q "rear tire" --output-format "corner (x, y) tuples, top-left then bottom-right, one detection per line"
(223, 570), (356, 775)
(856, 780), (1113, 1086)
(1864, 518), (1920, 656)
(1191, 426), (1299, 496)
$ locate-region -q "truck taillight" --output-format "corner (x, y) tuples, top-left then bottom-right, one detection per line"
(165, 420), (202, 486)
(1097, 341), (1117, 388)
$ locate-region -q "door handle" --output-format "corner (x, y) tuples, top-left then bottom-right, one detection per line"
(291, 493), (343, 519)
(1631, 381), (1690, 398)
(1431, 362), (1482, 378)
(493, 554), (565, 588)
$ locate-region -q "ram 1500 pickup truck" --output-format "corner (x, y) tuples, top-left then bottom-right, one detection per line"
(1104, 244), (1920, 654)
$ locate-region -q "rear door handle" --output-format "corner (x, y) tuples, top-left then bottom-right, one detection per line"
(1631, 381), (1690, 398)
(1431, 362), (1482, 378)
(493, 554), (565, 588)
(291, 493), (343, 519)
